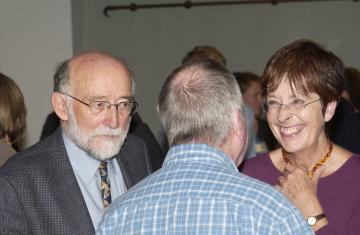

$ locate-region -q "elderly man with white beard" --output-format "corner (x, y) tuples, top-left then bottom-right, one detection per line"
(0, 51), (152, 234)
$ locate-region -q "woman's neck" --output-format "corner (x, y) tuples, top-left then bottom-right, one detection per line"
(285, 135), (330, 170)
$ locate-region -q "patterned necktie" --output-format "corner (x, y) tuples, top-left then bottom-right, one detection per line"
(99, 161), (111, 208)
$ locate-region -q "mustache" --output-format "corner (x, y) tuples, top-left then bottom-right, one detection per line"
(89, 127), (125, 137)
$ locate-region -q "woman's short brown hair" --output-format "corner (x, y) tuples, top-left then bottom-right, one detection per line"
(262, 39), (344, 109)
(0, 73), (26, 145)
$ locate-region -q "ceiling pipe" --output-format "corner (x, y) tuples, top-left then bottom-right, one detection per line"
(103, 0), (358, 17)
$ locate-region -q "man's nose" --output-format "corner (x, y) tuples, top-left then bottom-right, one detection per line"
(103, 105), (120, 129)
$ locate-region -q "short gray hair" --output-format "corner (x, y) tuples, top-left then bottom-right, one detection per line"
(53, 60), (70, 93)
(158, 60), (244, 147)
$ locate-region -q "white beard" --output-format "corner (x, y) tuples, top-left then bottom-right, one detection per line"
(64, 105), (130, 161)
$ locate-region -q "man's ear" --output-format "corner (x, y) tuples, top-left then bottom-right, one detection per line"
(324, 100), (337, 122)
(230, 110), (248, 166)
(233, 110), (247, 142)
(52, 92), (69, 121)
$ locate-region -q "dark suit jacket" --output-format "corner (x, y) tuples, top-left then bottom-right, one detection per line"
(328, 98), (360, 154)
(0, 128), (152, 234)
(129, 113), (165, 170)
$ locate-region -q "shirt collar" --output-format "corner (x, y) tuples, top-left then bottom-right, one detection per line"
(63, 132), (101, 185)
(164, 144), (237, 171)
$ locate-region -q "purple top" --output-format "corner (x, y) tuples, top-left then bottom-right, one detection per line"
(241, 154), (360, 235)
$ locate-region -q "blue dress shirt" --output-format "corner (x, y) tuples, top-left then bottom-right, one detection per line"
(97, 144), (312, 234)
(63, 133), (127, 230)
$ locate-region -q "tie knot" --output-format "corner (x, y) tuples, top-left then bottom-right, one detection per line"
(99, 161), (108, 170)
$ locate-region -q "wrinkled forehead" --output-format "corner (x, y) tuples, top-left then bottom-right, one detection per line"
(68, 57), (132, 97)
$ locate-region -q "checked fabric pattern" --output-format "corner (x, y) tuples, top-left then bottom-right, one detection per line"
(99, 161), (112, 208)
(97, 144), (312, 234)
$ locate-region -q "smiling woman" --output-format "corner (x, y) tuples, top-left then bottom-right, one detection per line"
(240, 39), (360, 234)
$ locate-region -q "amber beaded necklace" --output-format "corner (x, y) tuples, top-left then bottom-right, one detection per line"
(281, 140), (333, 179)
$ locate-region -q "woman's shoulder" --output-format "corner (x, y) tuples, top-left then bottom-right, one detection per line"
(345, 154), (360, 169)
(332, 145), (360, 172)
(327, 151), (360, 180)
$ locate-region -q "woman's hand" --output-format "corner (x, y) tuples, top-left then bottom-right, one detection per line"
(275, 163), (328, 231)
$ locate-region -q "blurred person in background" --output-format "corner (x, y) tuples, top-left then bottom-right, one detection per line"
(327, 66), (360, 153)
(342, 67), (360, 118)
(234, 71), (278, 156)
(0, 72), (26, 167)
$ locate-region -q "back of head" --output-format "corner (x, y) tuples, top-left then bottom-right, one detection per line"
(344, 67), (360, 111)
(182, 46), (227, 67)
(263, 39), (344, 109)
(158, 60), (243, 147)
(0, 73), (26, 145)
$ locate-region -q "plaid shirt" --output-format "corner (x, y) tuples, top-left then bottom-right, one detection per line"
(97, 144), (313, 235)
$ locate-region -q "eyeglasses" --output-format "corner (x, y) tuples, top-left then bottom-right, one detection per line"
(62, 93), (138, 116)
(262, 98), (321, 114)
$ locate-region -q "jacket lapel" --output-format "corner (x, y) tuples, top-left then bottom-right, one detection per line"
(48, 129), (95, 234)
(116, 134), (151, 189)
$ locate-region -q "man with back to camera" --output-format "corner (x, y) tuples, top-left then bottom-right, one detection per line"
(97, 60), (312, 234)
(159, 45), (258, 160)
(0, 51), (152, 234)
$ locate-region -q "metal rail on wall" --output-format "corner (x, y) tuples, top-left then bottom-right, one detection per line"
(103, 0), (358, 16)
